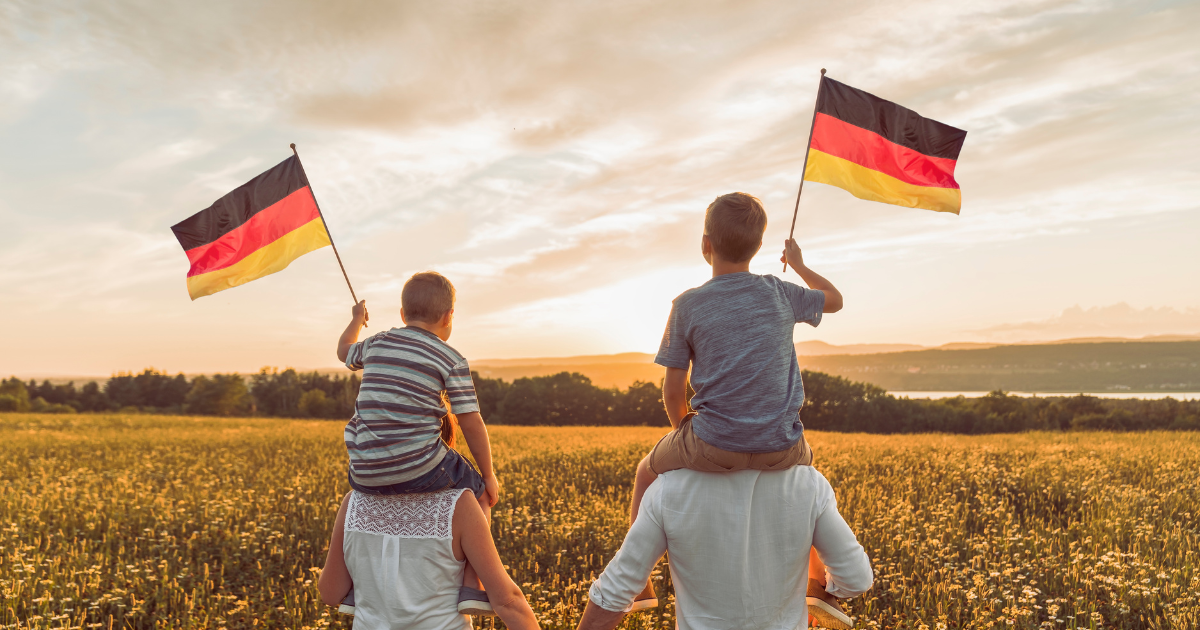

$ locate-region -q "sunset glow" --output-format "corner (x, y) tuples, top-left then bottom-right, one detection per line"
(2, 1), (1198, 375)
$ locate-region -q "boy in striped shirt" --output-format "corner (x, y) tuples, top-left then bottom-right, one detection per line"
(335, 271), (499, 615)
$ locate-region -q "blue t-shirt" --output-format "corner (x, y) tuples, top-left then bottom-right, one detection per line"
(654, 272), (825, 453)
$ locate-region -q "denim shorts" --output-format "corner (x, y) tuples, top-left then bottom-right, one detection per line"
(348, 448), (486, 499)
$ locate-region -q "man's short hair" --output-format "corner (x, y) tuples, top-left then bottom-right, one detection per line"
(402, 272), (455, 323)
(704, 192), (767, 263)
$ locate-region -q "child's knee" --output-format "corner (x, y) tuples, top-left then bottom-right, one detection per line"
(636, 456), (658, 485)
(476, 494), (491, 520)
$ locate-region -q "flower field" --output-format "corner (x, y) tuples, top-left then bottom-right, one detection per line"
(1, 413), (1198, 629)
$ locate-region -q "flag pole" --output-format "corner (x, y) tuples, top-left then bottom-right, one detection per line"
(784, 68), (826, 273)
(290, 143), (363, 313)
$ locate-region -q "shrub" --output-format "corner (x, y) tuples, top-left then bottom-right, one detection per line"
(0, 378), (30, 411)
(1169, 414), (1200, 431)
(297, 389), (336, 418)
(185, 374), (251, 416)
(0, 394), (20, 412)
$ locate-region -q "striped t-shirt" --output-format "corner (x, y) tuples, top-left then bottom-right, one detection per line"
(344, 326), (480, 487)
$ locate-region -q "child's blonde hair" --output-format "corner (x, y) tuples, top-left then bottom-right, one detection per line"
(402, 271), (455, 322)
(704, 192), (767, 262)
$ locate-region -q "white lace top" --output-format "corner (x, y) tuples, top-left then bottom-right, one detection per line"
(342, 488), (473, 630)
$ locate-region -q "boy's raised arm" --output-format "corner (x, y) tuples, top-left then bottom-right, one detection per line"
(781, 239), (843, 313)
(337, 300), (370, 363)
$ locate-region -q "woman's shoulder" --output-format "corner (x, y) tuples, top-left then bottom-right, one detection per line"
(346, 489), (470, 539)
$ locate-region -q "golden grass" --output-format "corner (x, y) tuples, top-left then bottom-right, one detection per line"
(1, 414), (1197, 629)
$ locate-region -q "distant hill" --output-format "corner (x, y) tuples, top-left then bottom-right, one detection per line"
(472, 352), (655, 367)
(794, 341), (925, 356)
(471, 362), (664, 389)
(799, 340), (1200, 393)
(468, 352), (658, 388)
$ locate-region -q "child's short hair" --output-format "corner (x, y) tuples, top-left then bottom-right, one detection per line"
(402, 272), (455, 323)
(704, 192), (767, 263)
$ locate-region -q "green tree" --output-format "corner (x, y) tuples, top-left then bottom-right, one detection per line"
(612, 381), (666, 426)
(497, 372), (614, 426)
(250, 368), (305, 416)
(297, 389), (336, 418)
(472, 372), (511, 420)
(77, 381), (108, 412)
(0, 377), (30, 412)
(185, 374), (251, 416)
(105, 369), (189, 410)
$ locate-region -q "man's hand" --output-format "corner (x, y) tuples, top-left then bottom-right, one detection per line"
(483, 473), (501, 508)
(352, 300), (369, 325)
(780, 238), (805, 271)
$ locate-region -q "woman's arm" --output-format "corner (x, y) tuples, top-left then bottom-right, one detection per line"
(454, 493), (540, 630)
(317, 493), (353, 606)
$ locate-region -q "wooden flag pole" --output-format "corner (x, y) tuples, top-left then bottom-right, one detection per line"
(290, 143), (363, 312)
(783, 68), (826, 273)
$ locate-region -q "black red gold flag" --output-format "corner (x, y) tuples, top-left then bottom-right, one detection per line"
(170, 156), (331, 300)
(804, 76), (967, 214)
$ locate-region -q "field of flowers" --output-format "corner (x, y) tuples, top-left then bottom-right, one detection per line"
(1, 413), (1197, 629)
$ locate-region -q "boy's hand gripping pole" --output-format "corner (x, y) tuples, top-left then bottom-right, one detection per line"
(784, 68), (826, 273)
(290, 143), (365, 326)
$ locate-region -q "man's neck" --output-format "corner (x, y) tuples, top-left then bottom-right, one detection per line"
(711, 258), (751, 278)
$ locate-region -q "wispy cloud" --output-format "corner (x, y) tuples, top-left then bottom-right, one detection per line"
(1, 0), (1198, 372)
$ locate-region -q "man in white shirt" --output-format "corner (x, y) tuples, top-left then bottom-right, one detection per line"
(578, 466), (873, 630)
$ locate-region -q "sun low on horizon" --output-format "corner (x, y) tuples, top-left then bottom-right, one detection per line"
(2, 1), (1199, 377)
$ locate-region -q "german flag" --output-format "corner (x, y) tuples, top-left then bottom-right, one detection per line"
(171, 156), (331, 300)
(804, 76), (967, 214)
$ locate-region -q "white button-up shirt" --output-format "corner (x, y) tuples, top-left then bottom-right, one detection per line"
(589, 467), (874, 630)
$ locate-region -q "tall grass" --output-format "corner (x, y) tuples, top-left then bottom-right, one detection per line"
(1, 414), (1197, 629)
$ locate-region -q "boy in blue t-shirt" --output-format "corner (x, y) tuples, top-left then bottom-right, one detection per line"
(627, 192), (854, 628)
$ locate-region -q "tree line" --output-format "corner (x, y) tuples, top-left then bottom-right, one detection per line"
(2, 368), (1198, 432)
(799, 370), (1200, 433)
(0, 368), (361, 419)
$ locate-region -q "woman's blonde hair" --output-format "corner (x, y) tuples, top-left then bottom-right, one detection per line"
(438, 391), (458, 448)
(440, 412), (458, 449)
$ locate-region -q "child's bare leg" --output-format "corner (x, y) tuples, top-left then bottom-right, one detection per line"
(809, 546), (826, 586)
(628, 455), (661, 608)
(463, 496), (491, 590)
(807, 546), (854, 627)
(629, 455), (659, 524)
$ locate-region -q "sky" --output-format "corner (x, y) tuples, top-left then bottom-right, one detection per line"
(1, 0), (1198, 376)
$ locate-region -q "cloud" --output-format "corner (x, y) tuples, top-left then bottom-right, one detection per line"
(1, 0), (1199, 371)
(972, 303), (1200, 341)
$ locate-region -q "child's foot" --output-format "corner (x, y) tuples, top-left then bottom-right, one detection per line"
(806, 578), (852, 629)
(629, 580), (659, 612)
(338, 587), (355, 615)
(457, 586), (495, 616)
